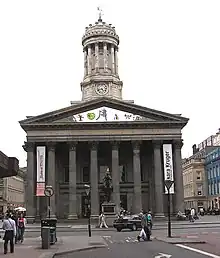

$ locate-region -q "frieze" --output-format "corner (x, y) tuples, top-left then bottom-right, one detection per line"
(54, 106), (155, 123)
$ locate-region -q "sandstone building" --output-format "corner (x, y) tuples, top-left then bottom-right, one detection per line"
(20, 15), (188, 221)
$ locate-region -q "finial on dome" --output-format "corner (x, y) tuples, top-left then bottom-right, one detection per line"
(97, 6), (103, 22)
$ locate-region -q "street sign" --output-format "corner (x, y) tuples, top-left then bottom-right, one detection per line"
(164, 180), (174, 190)
(44, 186), (54, 197)
(155, 253), (172, 258)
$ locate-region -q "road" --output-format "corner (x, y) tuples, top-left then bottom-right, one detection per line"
(18, 226), (220, 257)
(62, 240), (215, 258)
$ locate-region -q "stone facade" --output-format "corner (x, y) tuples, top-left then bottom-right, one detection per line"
(19, 16), (189, 222)
(182, 158), (208, 211)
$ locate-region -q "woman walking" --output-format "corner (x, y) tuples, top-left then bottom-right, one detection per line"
(17, 213), (26, 243)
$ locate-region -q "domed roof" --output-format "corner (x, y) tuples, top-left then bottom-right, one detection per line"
(82, 18), (119, 46)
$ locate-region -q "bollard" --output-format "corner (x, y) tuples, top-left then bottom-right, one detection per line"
(41, 226), (50, 249)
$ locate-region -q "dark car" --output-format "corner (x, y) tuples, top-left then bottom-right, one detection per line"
(113, 215), (142, 232)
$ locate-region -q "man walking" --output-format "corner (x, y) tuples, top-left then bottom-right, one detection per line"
(2, 213), (16, 254)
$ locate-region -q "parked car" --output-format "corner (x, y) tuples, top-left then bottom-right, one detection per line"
(113, 215), (142, 232)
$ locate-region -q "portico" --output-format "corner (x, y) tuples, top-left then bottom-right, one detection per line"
(19, 15), (188, 222)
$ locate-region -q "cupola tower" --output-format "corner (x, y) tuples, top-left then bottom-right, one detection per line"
(80, 11), (123, 101)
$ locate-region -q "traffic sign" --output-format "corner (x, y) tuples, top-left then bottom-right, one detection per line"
(44, 186), (54, 197)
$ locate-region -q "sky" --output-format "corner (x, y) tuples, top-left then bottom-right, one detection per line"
(0, 0), (220, 167)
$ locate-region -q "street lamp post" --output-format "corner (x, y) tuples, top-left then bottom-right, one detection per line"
(164, 179), (174, 238)
(84, 184), (91, 237)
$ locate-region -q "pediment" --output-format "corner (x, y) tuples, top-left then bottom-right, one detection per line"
(55, 106), (155, 123)
(19, 97), (189, 127)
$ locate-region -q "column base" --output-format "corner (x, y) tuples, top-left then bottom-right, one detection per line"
(26, 216), (35, 224)
(68, 214), (78, 220)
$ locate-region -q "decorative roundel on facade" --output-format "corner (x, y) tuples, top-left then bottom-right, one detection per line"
(95, 83), (109, 95)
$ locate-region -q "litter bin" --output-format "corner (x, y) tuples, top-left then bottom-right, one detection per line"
(41, 218), (57, 245)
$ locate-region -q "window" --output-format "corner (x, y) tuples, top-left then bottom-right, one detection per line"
(217, 166), (219, 177)
(213, 167), (216, 178)
(208, 184), (211, 195)
(197, 185), (202, 196)
(82, 166), (90, 183)
(196, 171), (201, 180)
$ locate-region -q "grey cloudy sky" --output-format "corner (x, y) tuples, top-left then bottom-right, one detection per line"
(0, 0), (220, 167)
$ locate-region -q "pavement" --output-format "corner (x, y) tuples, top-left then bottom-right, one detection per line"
(0, 235), (106, 258)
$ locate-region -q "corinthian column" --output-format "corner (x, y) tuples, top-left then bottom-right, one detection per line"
(68, 142), (78, 220)
(132, 141), (142, 214)
(47, 142), (56, 218)
(173, 140), (184, 213)
(115, 48), (118, 75)
(153, 140), (165, 218)
(111, 45), (115, 74)
(111, 141), (120, 214)
(90, 142), (99, 218)
(103, 43), (108, 72)
(84, 48), (87, 76)
(23, 142), (35, 223)
(87, 45), (92, 75)
(95, 43), (99, 73)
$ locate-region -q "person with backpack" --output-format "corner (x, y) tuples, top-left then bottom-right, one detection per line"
(17, 213), (26, 243)
(137, 211), (152, 241)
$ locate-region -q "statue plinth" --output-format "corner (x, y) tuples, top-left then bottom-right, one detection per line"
(101, 201), (116, 215)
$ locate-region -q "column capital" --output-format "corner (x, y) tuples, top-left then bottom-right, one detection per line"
(152, 140), (162, 149)
(90, 141), (99, 150)
(111, 141), (120, 150)
(132, 140), (141, 150)
(132, 141), (141, 156)
(23, 142), (34, 152)
(69, 142), (78, 151)
(173, 139), (183, 149)
(47, 142), (56, 152)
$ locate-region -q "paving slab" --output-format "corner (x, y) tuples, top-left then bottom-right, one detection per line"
(0, 235), (107, 258)
(155, 236), (206, 244)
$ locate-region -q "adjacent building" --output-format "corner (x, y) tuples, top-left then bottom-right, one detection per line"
(0, 150), (19, 178)
(205, 147), (220, 209)
(0, 167), (26, 214)
(182, 157), (207, 211)
(182, 141), (217, 211)
(20, 15), (189, 222)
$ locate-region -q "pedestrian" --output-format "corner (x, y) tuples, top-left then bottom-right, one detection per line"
(137, 211), (151, 241)
(17, 213), (26, 243)
(11, 212), (18, 244)
(2, 213), (16, 254)
(190, 208), (195, 222)
(99, 212), (108, 228)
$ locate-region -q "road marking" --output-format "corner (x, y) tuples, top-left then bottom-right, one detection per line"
(186, 236), (198, 238)
(176, 244), (220, 258)
(103, 236), (111, 238)
(212, 232), (219, 234)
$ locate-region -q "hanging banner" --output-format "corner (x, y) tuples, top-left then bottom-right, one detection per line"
(36, 146), (46, 196)
(163, 144), (175, 194)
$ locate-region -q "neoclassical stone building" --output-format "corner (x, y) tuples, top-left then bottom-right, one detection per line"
(20, 15), (188, 221)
